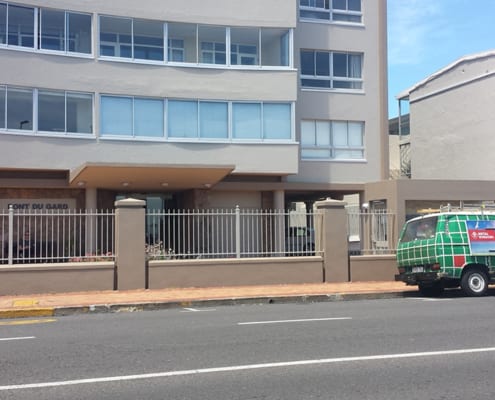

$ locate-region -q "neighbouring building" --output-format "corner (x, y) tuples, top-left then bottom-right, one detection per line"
(0, 0), (388, 218)
(365, 50), (495, 246)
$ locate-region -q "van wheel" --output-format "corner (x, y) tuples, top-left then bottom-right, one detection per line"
(418, 282), (444, 297)
(461, 268), (488, 297)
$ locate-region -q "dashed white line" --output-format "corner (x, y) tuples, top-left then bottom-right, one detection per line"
(2, 346), (495, 391)
(181, 308), (217, 312)
(238, 317), (352, 325)
(0, 336), (35, 342)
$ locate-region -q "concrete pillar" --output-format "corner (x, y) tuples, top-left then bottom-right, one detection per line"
(315, 198), (349, 282)
(114, 198), (146, 290)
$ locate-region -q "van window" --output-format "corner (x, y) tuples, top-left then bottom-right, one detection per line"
(401, 216), (438, 242)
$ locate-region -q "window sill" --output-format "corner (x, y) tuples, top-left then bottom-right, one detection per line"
(300, 87), (365, 95)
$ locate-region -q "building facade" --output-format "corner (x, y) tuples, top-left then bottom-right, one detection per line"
(0, 0), (388, 214)
(396, 50), (495, 181)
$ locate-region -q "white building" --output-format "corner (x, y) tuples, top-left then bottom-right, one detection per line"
(0, 0), (388, 213)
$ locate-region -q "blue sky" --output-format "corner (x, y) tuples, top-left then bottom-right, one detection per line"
(387, 0), (495, 117)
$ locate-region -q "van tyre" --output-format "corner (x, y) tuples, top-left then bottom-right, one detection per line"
(461, 269), (488, 297)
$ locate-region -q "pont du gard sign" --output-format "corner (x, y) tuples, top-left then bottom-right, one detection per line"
(0, 199), (77, 211)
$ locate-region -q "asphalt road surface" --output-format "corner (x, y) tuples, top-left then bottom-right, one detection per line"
(1, 294), (495, 399)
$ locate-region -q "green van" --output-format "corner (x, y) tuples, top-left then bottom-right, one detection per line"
(395, 208), (495, 296)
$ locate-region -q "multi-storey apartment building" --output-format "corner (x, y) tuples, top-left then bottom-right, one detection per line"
(0, 0), (388, 214)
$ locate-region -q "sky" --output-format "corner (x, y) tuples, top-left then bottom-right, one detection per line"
(387, 0), (495, 117)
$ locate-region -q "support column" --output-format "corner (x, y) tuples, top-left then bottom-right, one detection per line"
(315, 198), (349, 282)
(115, 198), (146, 290)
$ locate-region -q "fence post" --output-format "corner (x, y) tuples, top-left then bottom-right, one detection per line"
(315, 198), (349, 282)
(114, 198), (146, 290)
(235, 205), (240, 258)
(8, 205), (13, 265)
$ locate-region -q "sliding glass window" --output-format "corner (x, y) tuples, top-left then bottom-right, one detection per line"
(7, 4), (34, 48)
(167, 22), (196, 63)
(0, 4), (6, 45)
(168, 100), (198, 138)
(133, 18), (163, 61)
(67, 12), (91, 53)
(199, 102), (228, 138)
(38, 90), (93, 133)
(0, 86), (5, 129)
(100, 16), (164, 61)
(260, 28), (290, 67)
(99, 16), (132, 58)
(230, 27), (259, 66)
(6, 87), (33, 130)
(199, 25), (226, 65)
(101, 96), (164, 137)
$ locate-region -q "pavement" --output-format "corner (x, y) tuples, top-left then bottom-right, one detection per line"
(0, 281), (417, 319)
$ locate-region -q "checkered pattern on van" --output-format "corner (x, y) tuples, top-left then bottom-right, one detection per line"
(397, 213), (495, 279)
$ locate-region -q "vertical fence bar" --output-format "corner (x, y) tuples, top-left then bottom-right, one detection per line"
(8, 205), (13, 265)
(235, 205), (240, 258)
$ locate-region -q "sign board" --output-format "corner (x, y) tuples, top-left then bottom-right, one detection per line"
(0, 199), (77, 211)
(466, 220), (495, 255)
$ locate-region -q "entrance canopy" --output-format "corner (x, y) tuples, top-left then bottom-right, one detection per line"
(69, 162), (235, 190)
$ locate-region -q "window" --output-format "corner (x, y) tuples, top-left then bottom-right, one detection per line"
(0, 86), (5, 129)
(168, 100), (198, 138)
(332, 0), (362, 23)
(0, 3), (6, 44)
(168, 38), (184, 62)
(301, 120), (364, 159)
(230, 27), (259, 66)
(38, 90), (93, 133)
(263, 104), (291, 139)
(99, 16), (132, 58)
(199, 102), (228, 138)
(133, 18), (164, 61)
(99, 16), (164, 61)
(199, 26), (226, 65)
(39, 9), (65, 51)
(6, 87), (33, 130)
(300, 50), (362, 90)
(167, 22), (196, 63)
(7, 4), (34, 47)
(299, 0), (362, 23)
(101, 96), (133, 135)
(233, 103), (291, 140)
(261, 28), (290, 67)
(101, 95), (164, 137)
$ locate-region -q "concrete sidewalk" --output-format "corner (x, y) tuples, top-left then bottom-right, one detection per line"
(0, 281), (417, 319)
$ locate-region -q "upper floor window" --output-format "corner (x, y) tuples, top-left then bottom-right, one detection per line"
(0, 3), (34, 48)
(99, 16), (164, 61)
(0, 2), (91, 53)
(300, 50), (363, 90)
(39, 9), (91, 53)
(301, 119), (364, 160)
(299, 0), (362, 23)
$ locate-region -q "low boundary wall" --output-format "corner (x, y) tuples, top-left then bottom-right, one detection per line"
(0, 262), (115, 295)
(350, 254), (397, 281)
(148, 257), (324, 289)
(0, 255), (398, 295)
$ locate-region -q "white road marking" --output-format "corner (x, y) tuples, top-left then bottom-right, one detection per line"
(2, 346), (495, 391)
(410, 298), (452, 302)
(0, 336), (35, 342)
(238, 317), (352, 325)
(181, 308), (216, 312)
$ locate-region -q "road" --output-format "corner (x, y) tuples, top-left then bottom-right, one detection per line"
(1, 294), (495, 399)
